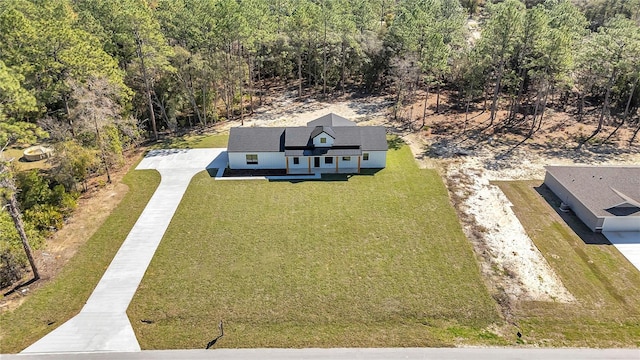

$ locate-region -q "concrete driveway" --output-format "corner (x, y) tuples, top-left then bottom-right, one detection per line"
(22, 149), (227, 354)
(603, 231), (640, 272)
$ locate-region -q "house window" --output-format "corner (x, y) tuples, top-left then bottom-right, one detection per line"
(363, 153), (369, 161)
(342, 156), (351, 161)
(324, 157), (333, 164)
(246, 154), (258, 164)
(293, 157), (300, 165)
(320, 137), (327, 143)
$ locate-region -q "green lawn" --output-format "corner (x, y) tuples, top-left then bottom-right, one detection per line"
(0, 168), (160, 353)
(127, 143), (502, 349)
(153, 133), (229, 149)
(1, 148), (52, 171)
(496, 181), (640, 347)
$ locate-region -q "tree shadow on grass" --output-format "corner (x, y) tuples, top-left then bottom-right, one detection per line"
(387, 136), (405, 150)
(534, 184), (610, 245)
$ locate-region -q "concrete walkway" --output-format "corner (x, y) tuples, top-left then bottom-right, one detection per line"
(22, 149), (227, 354)
(603, 231), (640, 272)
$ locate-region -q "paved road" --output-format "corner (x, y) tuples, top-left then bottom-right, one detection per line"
(6, 348), (640, 360)
(22, 149), (227, 354)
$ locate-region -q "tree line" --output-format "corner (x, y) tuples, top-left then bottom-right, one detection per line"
(1, 0), (639, 286)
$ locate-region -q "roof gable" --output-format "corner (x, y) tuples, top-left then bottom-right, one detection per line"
(307, 113), (356, 127)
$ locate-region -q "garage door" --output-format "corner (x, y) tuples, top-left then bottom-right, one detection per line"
(602, 231), (640, 272)
(602, 217), (640, 232)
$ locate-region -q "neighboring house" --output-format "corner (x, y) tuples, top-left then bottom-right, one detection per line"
(227, 113), (387, 174)
(544, 166), (640, 232)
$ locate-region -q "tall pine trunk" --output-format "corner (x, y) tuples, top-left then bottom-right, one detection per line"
(3, 184), (39, 281)
(578, 68), (617, 149)
(489, 62), (505, 127)
(602, 77), (637, 145)
(134, 29), (158, 141)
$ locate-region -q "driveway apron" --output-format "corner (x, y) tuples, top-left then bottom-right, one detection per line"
(22, 149), (226, 354)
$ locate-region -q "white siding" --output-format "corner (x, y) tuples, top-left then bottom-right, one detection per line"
(229, 151), (387, 172)
(312, 133), (334, 147)
(288, 156), (311, 172)
(228, 152), (285, 169)
(361, 151), (387, 168)
(317, 156), (337, 170)
(603, 217), (640, 232)
(337, 155), (357, 170)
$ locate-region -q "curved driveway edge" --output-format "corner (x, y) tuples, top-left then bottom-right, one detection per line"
(22, 149), (227, 354)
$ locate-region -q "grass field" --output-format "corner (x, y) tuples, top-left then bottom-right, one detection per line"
(153, 133), (229, 149)
(1, 148), (52, 171)
(6, 132), (636, 352)
(0, 169), (160, 353)
(127, 143), (503, 349)
(496, 181), (640, 347)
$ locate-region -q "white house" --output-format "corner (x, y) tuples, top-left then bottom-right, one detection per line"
(227, 113), (387, 174)
(544, 166), (640, 232)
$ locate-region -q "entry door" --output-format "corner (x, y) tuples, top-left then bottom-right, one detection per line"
(314, 157), (320, 167)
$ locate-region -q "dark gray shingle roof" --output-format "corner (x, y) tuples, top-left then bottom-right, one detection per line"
(227, 127), (285, 152)
(284, 148), (362, 156)
(228, 114), (387, 153)
(307, 113), (356, 127)
(545, 166), (640, 217)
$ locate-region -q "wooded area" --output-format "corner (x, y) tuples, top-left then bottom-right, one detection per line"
(1, 0), (639, 287)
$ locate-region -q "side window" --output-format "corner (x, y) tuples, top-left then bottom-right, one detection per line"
(324, 157), (333, 164)
(320, 137), (327, 144)
(363, 153), (369, 161)
(246, 154), (258, 164)
(293, 157), (300, 165)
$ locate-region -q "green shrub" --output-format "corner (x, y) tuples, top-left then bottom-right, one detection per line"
(24, 204), (64, 233)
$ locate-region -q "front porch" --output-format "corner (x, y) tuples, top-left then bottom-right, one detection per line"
(287, 167), (360, 175)
(285, 155), (362, 174)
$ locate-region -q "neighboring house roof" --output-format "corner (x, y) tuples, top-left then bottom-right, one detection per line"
(228, 114), (387, 154)
(545, 166), (640, 217)
(307, 113), (356, 127)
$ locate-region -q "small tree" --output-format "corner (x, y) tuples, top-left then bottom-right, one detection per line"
(0, 159), (39, 281)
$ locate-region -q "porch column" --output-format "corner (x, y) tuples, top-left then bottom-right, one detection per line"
(286, 157), (289, 174)
(335, 156), (339, 173)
